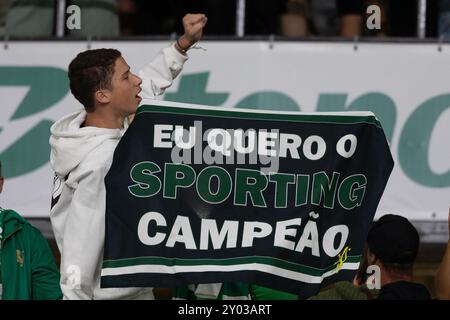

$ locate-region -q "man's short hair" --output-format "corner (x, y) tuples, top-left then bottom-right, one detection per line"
(367, 214), (420, 266)
(68, 48), (122, 112)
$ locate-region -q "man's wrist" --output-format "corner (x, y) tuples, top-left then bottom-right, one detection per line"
(177, 36), (193, 51)
(175, 38), (188, 55)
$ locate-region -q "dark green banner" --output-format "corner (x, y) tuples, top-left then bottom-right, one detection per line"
(101, 101), (393, 297)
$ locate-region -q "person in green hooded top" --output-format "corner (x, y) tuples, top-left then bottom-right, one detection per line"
(0, 159), (62, 300)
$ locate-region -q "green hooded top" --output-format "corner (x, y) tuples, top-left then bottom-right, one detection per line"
(0, 207), (62, 300)
(308, 281), (379, 300)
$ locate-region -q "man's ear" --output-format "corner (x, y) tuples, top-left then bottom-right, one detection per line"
(94, 89), (111, 105)
(367, 249), (378, 265)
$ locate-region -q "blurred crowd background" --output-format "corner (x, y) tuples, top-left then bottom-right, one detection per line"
(1, 0), (450, 39)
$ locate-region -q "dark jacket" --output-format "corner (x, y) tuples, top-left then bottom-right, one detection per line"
(1, 208), (62, 300)
(377, 281), (431, 300)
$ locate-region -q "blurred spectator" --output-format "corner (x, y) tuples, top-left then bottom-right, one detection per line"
(281, 0), (310, 37)
(123, 0), (235, 36)
(117, 0), (136, 36)
(119, 0), (177, 36)
(311, 214), (431, 300)
(435, 210), (450, 299)
(279, 0), (386, 38)
(337, 0), (364, 37)
(4, 0), (119, 37)
(0, 160), (62, 300)
(69, 0), (119, 37)
(5, 0), (54, 36)
(367, 214), (431, 300)
(369, 0), (438, 38)
(438, 0), (450, 39)
(0, 0), (9, 36)
(280, 0), (430, 38)
(336, 0), (389, 37)
(310, 1), (339, 36)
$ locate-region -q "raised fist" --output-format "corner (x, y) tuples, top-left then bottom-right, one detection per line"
(178, 14), (208, 51)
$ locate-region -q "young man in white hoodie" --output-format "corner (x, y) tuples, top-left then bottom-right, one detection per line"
(49, 14), (208, 300)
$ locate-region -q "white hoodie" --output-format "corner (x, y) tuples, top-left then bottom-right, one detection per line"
(49, 44), (188, 300)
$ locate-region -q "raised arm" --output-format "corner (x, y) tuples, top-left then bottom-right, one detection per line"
(139, 13), (207, 98)
(176, 13), (208, 53)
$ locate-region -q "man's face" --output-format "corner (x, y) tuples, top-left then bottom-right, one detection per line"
(108, 57), (142, 116)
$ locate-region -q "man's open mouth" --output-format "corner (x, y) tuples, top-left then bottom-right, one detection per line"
(136, 88), (142, 99)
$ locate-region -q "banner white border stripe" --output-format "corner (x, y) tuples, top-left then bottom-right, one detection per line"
(140, 98), (375, 118)
(101, 262), (360, 283)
